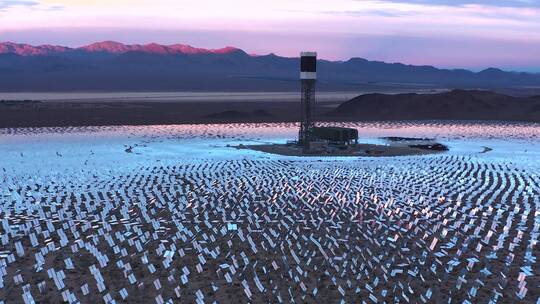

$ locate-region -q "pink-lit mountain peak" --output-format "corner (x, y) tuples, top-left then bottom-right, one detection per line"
(0, 42), (71, 56)
(168, 44), (242, 55)
(78, 41), (141, 53)
(213, 46), (242, 54)
(0, 41), (246, 56)
(77, 41), (244, 55)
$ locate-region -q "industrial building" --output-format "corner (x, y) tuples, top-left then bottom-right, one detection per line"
(312, 127), (358, 145)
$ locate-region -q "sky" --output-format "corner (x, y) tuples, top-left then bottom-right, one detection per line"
(1, 0), (540, 72)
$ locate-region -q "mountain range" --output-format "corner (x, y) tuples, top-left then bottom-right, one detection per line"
(0, 41), (241, 56)
(331, 90), (540, 121)
(1, 41), (540, 92)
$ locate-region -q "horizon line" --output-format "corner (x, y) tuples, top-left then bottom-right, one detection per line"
(1, 40), (539, 74)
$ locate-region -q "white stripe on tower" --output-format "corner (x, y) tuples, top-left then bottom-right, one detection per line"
(300, 72), (317, 80)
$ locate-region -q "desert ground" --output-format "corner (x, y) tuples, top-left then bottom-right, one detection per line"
(0, 121), (539, 303)
(2, 90), (539, 128)
(0, 91), (353, 128)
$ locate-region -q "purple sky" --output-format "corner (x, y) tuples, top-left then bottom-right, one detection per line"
(1, 0), (539, 72)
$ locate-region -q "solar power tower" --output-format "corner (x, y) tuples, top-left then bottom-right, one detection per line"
(298, 51), (317, 146)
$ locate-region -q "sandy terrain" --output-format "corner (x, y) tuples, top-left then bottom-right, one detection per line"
(0, 92), (362, 103)
(241, 141), (447, 157)
(1, 90), (539, 129)
(0, 100), (340, 128)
